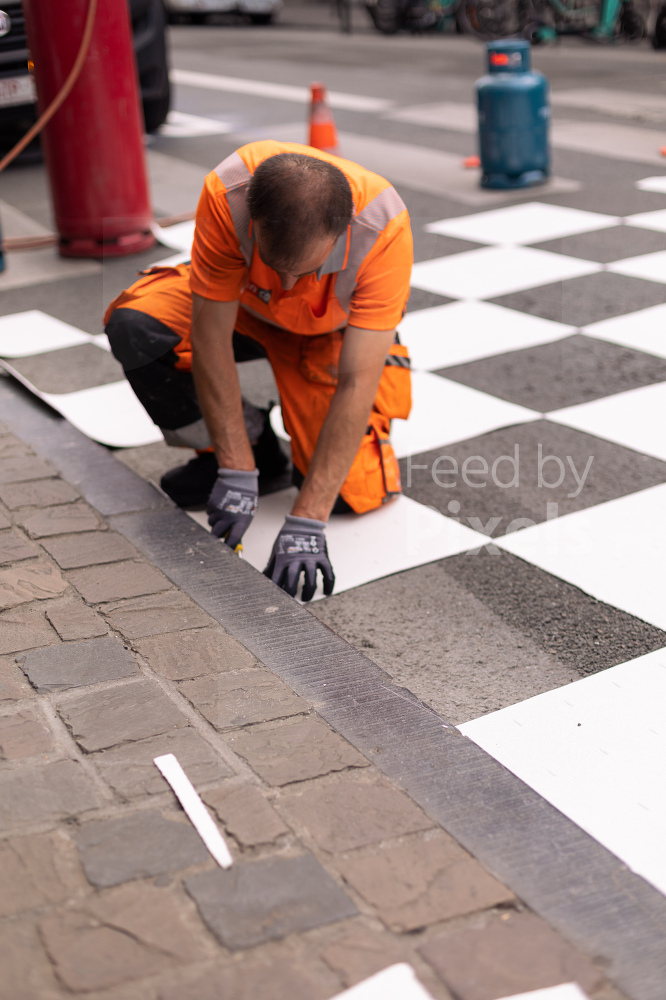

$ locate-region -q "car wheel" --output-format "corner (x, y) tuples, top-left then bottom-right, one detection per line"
(248, 12), (274, 23)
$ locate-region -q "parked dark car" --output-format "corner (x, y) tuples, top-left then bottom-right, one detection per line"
(0, 0), (171, 161)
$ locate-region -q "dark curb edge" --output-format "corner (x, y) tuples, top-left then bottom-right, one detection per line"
(2, 377), (665, 1000)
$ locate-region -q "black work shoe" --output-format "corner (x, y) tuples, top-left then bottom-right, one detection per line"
(160, 451), (217, 507)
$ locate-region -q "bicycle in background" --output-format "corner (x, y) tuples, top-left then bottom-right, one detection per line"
(364, 0), (464, 34)
(460, 0), (648, 42)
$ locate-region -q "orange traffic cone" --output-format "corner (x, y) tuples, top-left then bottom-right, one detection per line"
(309, 82), (340, 155)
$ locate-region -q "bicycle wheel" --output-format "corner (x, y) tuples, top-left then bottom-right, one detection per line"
(459, 0), (519, 37)
(365, 0), (402, 32)
(617, 0), (646, 38)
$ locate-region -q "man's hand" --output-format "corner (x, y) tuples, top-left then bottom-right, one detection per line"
(207, 468), (259, 550)
(264, 514), (334, 601)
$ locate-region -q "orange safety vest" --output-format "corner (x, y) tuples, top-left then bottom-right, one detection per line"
(107, 140), (413, 514)
(106, 264), (412, 514)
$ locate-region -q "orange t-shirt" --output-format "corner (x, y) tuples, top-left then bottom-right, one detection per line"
(189, 140), (413, 334)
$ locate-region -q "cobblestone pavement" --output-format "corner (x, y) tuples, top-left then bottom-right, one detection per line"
(0, 415), (627, 1000)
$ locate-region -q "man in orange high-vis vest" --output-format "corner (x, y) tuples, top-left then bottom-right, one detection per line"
(105, 141), (413, 601)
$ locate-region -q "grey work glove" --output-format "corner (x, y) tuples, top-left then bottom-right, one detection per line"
(264, 514), (335, 602)
(207, 468), (259, 551)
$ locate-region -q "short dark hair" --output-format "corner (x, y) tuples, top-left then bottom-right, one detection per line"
(247, 153), (353, 269)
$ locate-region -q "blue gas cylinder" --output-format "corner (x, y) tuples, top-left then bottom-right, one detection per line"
(476, 39), (550, 190)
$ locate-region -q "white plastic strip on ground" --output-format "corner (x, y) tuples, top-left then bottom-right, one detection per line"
(550, 381), (666, 463)
(460, 648), (666, 898)
(410, 246), (599, 300)
(153, 753), (233, 868)
(583, 303), (666, 360)
(494, 482), (666, 631)
(157, 110), (233, 138)
(330, 964), (435, 999)
(188, 488), (484, 600)
(0, 310), (93, 357)
(398, 301), (574, 372)
(170, 68), (393, 112)
(151, 218), (196, 251)
(425, 202), (618, 246)
(635, 176), (666, 194)
(40, 381), (163, 449)
(496, 986), (589, 1000)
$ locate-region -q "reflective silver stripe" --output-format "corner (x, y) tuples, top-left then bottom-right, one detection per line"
(334, 185), (407, 317)
(317, 229), (348, 278)
(162, 419), (212, 450)
(214, 151), (254, 267)
(385, 353), (411, 369)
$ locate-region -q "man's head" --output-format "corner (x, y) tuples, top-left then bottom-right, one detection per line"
(247, 153), (353, 289)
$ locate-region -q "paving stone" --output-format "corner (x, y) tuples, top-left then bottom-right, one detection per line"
(0, 508), (10, 530)
(225, 715), (369, 786)
(17, 500), (100, 537)
(46, 599), (108, 640)
(76, 810), (209, 887)
(0, 917), (60, 1000)
(203, 784), (289, 846)
(0, 562), (68, 611)
(0, 605), (59, 654)
(67, 560), (172, 603)
(0, 477), (80, 509)
(279, 774), (434, 853)
(185, 853), (357, 949)
(0, 708), (53, 759)
(0, 454), (56, 484)
(0, 658), (31, 700)
(337, 832), (515, 932)
(0, 433), (32, 459)
(0, 829), (84, 918)
(58, 676), (188, 752)
(101, 591), (214, 639)
(179, 669), (308, 730)
(94, 727), (233, 799)
(0, 759), (100, 831)
(40, 881), (202, 993)
(418, 909), (605, 999)
(133, 626), (257, 679)
(19, 635), (138, 693)
(0, 530), (37, 565)
(40, 530), (139, 569)
(158, 954), (331, 1000)
(321, 927), (413, 988)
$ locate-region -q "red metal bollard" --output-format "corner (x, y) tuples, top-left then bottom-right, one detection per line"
(22, 0), (155, 257)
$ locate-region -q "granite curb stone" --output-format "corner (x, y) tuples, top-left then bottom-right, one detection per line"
(133, 626), (258, 679)
(185, 853), (358, 949)
(40, 530), (139, 569)
(0, 759), (100, 831)
(179, 669), (309, 730)
(336, 832), (515, 932)
(58, 676), (189, 752)
(18, 635), (138, 692)
(93, 727), (234, 799)
(203, 784), (290, 846)
(419, 909), (605, 999)
(76, 810), (210, 887)
(224, 715), (369, 786)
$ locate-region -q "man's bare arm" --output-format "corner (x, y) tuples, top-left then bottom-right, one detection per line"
(291, 325), (396, 522)
(190, 294), (255, 471)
